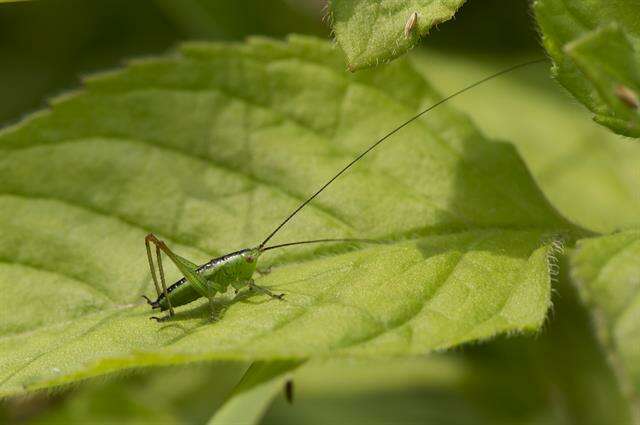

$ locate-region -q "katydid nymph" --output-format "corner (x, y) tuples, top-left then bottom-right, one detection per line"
(143, 59), (544, 322)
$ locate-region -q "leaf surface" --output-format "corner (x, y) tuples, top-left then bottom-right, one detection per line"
(535, 0), (640, 138)
(330, 0), (466, 71)
(0, 36), (573, 396)
(571, 230), (640, 421)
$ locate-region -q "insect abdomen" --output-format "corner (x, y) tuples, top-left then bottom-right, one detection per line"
(157, 279), (201, 311)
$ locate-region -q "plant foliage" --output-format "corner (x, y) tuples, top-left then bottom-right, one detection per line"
(535, 0), (640, 138)
(330, 0), (466, 71)
(0, 36), (574, 396)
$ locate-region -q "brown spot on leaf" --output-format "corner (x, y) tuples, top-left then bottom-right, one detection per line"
(615, 84), (640, 109)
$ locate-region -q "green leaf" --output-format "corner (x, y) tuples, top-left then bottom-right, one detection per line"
(330, 0), (466, 71)
(534, 0), (640, 138)
(565, 24), (640, 137)
(0, 35), (574, 396)
(571, 230), (640, 421)
(209, 361), (300, 425)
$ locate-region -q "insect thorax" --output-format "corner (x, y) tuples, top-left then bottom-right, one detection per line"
(199, 249), (258, 288)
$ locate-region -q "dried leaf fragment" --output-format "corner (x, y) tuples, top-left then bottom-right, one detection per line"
(404, 12), (418, 38)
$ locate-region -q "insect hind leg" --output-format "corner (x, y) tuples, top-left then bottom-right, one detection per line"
(144, 236), (162, 299)
(144, 233), (175, 317)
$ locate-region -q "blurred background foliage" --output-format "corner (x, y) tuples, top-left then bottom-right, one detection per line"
(1, 0), (637, 423)
(0, 0), (536, 127)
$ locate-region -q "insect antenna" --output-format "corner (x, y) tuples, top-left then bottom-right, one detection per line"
(257, 58), (546, 249)
(261, 238), (383, 252)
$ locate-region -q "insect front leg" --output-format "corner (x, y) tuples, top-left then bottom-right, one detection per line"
(246, 279), (285, 300)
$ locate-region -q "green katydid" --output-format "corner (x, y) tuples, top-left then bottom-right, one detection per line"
(143, 59), (544, 321)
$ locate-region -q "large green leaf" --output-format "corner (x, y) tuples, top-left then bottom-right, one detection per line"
(571, 230), (640, 421)
(534, 0), (640, 138)
(0, 36), (574, 396)
(330, 0), (466, 71)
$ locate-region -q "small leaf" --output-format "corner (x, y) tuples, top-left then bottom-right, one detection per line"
(209, 361), (300, 425)
(571, 230), (640, 420)
(330, 0), (466, 71)
(565, 24), (640, 136)
(534, 0), (640, 138)
(0, 36), (575, 396)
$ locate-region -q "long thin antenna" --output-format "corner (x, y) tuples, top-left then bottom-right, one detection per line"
(261, 238), (382, 252)
(258, 58), (546, 249)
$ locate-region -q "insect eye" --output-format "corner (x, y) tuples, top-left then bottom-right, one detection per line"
(245, 255), (254, 263)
